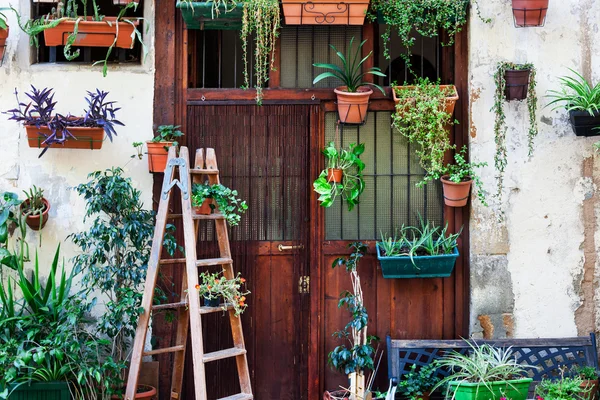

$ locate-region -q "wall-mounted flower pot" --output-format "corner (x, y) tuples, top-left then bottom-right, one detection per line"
(327, 168), (343, 183)
(334, 86), (372, 124)
(569, 110), (600, 137)
(20, 198), (51, 231)
(8, 382), (70, 400)
(449, 378), (532, 400)
(281, 0), (370, 25)
(147, 141), (174, 173)
(392, 84), (459, 117)
(504, 69), (531, 101)
(441, 175), (472, 207)
(26, 125), (105, 150)
(376, 243), (459, 279)
(43, 17), (139, 49)
(0, 26), (8, 65)
(176, 1), (244, 30)
(512, 0), (549, 27)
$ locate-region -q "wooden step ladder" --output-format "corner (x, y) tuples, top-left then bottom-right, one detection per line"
(125, 146), (253, 400)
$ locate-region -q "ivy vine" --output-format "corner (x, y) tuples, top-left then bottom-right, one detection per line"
(492, 62), (538, 199)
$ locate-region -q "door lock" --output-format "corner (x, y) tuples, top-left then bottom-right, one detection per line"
(278, 244), (305, 252)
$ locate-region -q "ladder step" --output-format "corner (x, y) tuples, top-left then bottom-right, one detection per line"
(167, 213), (226, 220)
(199, 304), (234, 314)
(190, 168), (220, 175)
(197, 257), (233, 267)
(203, 347), (247, 363)
(152, 301), (188, 311)
(143, 345), (185, 356)
(217, 394), (253, 400)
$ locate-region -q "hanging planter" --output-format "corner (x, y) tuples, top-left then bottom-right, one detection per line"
(43, 17), (139, 49)
(146, 125), (184, 173)
(26, 125), (105, 150)
(0, 25), (8, 65)
(334, 86), (372, 124)
(512, 0), (549, 28)
(176, 1), (244, 30)
(376, 243), (459, 278)
(504, 69), (531, 101)
(441, 175), (472, 207)
(327, 168), (343, 183)
(392, 84), (459, 117)
(281, 0), (370, 25)
(568, 111), (600, 137)
(20, 187), (50, 232)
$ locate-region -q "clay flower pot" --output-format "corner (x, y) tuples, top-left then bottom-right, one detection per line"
(0, 26), (8, 64)
(327, 168), (343, 183)
(26, 125), (105, 150)
(581, 379), (599, 400)
(20, 198), (51, 231)
(111, 385), (157, 399)
(146, 141), (174, 173)
(44, 17), (139, 49)
(504, 69), (531, 101)
(334, 86), (372, 124)
(194, 199), (213, 215)
(441, 175), (472, 207)
(282, 0), (370, 25)
(512, 0), (549, 27)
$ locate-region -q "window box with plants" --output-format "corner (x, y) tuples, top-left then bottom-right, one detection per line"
(7, 87), (124, 157)
(376, 220), (461, 279)
(191, 182), (248, 226)
(313, 38), (385, 125)
(146, 125), (184, 173)
(512, 0), (549, 28)
(176, 0), (244, 30)
(281, 0), (370, 26)
(433, 342), (534, 400)
(547, 69), (600, 137)
(313, 141), (365, 211)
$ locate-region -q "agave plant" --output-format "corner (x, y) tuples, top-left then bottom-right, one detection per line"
(546, 69), (600, 116)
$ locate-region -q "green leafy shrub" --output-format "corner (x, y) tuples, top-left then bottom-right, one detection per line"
(191, 182), (248, 226)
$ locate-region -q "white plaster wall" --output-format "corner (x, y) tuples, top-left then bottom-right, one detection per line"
(0, 0), (155, 276)
(469, 0), (600, 338)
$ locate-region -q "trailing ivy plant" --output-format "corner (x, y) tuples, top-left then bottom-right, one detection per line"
(313, 142), (365, 211)
(392, 78), (457, 184)
(492, 62), (538, 199)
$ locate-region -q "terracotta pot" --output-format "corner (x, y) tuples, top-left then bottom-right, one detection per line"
(146, 141), (173, 173)
(504, 69), (531, 101)
(0, 26), (8, 64)
(581, 379), (599, 400)
(334, 86), (372, 124)
(327, 168), (343, 183)
(392, 84), (459, 117)
(512, 0), (549, 27)
(441, 175), (472, 207)
(26, 124), (105, 150)
(194, 199), (212, 215)
(20, 198), (50, 231)
(43, 17), (139, 49)
(281, 0), (370, 25)
(111, 385), (157, 399)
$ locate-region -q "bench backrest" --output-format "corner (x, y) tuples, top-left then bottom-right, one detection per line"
(387, 334), (599, 382)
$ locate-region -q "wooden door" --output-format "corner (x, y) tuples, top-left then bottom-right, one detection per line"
(184, 104), (316, 400)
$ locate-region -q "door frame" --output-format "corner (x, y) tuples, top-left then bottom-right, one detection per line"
(152, 3), (471, 398)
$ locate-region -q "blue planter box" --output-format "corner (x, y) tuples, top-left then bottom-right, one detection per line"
(8, 382), (71, 400)
(376, 243), (459, 279)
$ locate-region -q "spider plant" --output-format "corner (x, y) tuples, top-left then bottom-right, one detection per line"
(546, 69), (600, 116)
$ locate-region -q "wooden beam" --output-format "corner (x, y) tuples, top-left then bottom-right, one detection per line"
(187, 87), (394, 102)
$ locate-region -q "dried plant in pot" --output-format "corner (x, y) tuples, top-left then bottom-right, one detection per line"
(146, 125), (185, 173)
(19, 186), (50, 232)
(313, 37), (385, 124)
(512, 0), (549, 28)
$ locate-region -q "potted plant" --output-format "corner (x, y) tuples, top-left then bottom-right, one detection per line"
(397, 364), (441, 400)
(0, 192), (21, 268)
(328, 243), (378, 400)
(546, 69), (600, 137)
(281, 0), (370, 25)
(573, 366), (599, 400)
(19, 186), (50, 232)
(176, 0), (279, 104)
(194, 271), (250, 315)
(313, 142), (365, 211)
(146, 125), (185, 173)
(433, 341), (534, 400)
(535, 367), (594, 400)
(0, 9), (9, 64)
(17, 1), (146, 76)
(512, 0), (549, 28)
(391, 78), (457, 182)
(313, 37), (385, 124)
(492, 62), (538, 200)
(191, 182), (248, 226)
(376, 220), (461, 279)
(7, 86), (124, 157)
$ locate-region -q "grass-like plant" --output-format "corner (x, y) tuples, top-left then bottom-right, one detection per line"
(313, 37), (385, 94)
(546, 69), (600, 116)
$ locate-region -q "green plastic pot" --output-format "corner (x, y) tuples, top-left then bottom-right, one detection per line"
(8, 382), (71, 400)
(449, 378), (532, 400)
(376, 243), (459, 279)
(176, 1), (244, 30)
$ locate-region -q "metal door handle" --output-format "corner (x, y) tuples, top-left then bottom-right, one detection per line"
(278, 244), (305, 252)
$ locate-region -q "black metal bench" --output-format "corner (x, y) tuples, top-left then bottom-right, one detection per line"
(387, 334), (599, 392)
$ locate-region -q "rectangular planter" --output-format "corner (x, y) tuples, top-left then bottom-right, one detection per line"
(8, 382), (71, 400)
(569, 110), (600, 137)
(281, 0), (370, 25)
(43, 17), (139, 49)
(376, 243), (459, 279)
(449, 378), (532, 400)
(26, 125), (105, 150)
(176, 1), (244, 30)
(392, 84), (459, 117)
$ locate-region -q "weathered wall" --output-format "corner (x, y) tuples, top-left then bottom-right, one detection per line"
(0, 1), (155, 278)
(469, 0), (600, 339)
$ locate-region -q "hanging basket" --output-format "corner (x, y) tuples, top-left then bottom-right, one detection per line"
(176, 1), (244, 30)
(512, 0), (549, 28)
(334, 86), (372, 125)
(441, 175), (472, 207)
(392, 84), (459, 117)
(376, 243), (459, 279)
(43, 17), (139, 49)
(504, 69), (531, 101)
(26, 125), (105, 150)
(281, 0), (370, 25)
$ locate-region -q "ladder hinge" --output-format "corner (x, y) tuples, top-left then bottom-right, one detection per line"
(298, 276), (310, 294)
